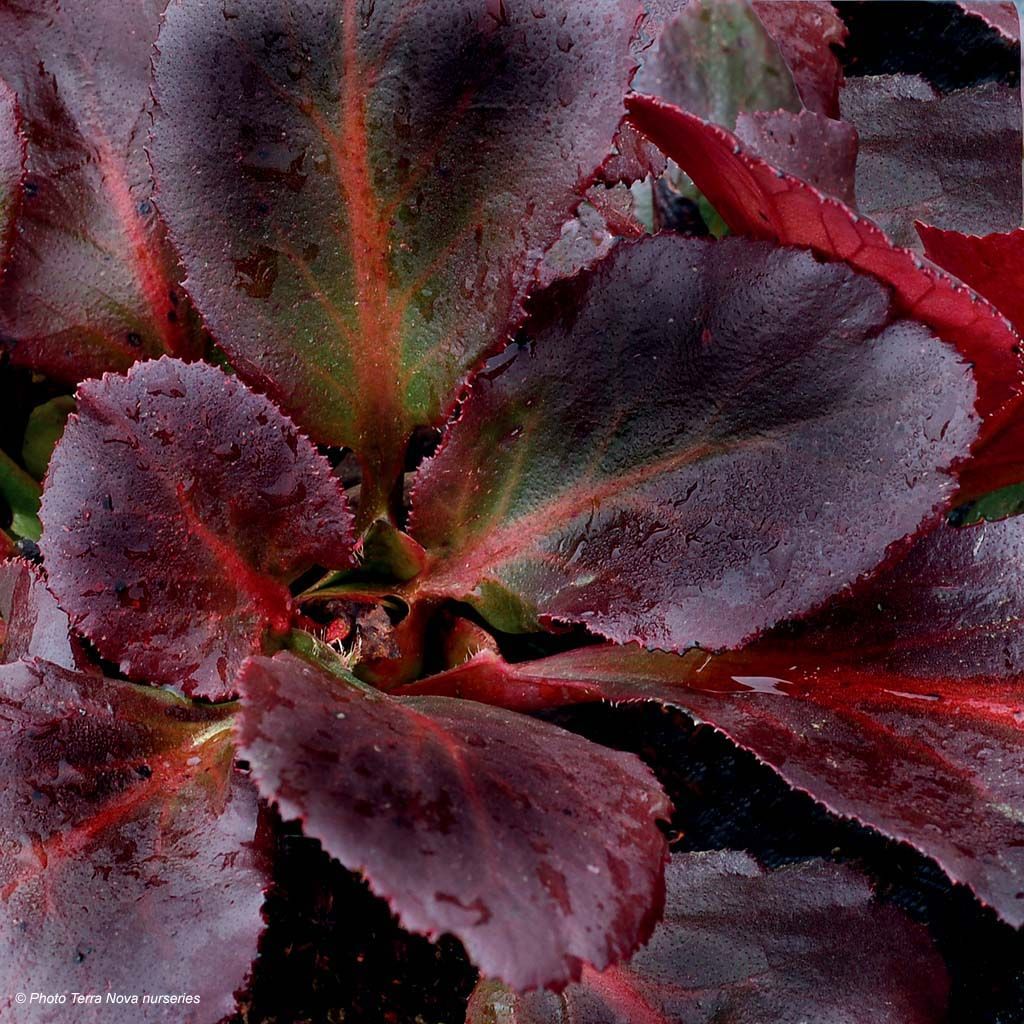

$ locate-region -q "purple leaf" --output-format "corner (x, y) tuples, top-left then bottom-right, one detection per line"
(0, 0), (204, 381)
(751, 0), (847, 116)
(150, 0), (639, 515)
(0, 657), (267, 1022)
(734, 108), (858, 205)
(467, 852), (948, 1024)
(234, 651), (671, 991)
(407, 518), (1024, 927)
(917, 226), (1024, 500)
(625, 95), (1024, 499)
(840, 75), (1022, 248)
(40, 358), (354, 699)
(0, 78), (25, 272)
(956, 1), (1020, 41)
(0, 559), (91, 672)
(410, 234), (977, 651)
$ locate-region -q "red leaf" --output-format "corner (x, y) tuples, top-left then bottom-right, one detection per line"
(0, 0), (203, 382)
(751, 0), (847, 117)
(0, 657), (267, 1022)
(467, 852), (948, 1024)
(408, 518), (1024, 927)
(734, 108), (857, 205)
(150, 0), (639, 515)
(0, 78), (25, 273)
(234, 651), (671, 991)
(956, 0), (1021, 41)
(839, 75), (1022, 249)
(0, 560), (92, 672)
(409, 234), (977, 652)
(39, 358), (354, 699)
(625, 94), (1024, 428)
(918, 226), (1024, 500)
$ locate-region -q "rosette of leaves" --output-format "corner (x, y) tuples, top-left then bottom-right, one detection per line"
(1, 1), (1023, 1022)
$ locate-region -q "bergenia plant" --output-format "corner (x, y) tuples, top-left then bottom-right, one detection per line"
(0, 0), (1022, 1020)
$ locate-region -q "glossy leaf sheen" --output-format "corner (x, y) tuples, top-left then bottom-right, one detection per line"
(0, 560), (90, 672)
(412, 519), (1024, 927)
(0, 78), (24, 271)
(0, 0), (202, 381)
(0, 658), (266, 1022)
(625, 94), (1024, 425)
(151, 0), (638, 507)
(235, 651), (671, 991)
(734, 108), (857, 206)
(40, 358), (354, 699)
(467, 852), (948, 1024)
(956, 0), (1020, 40)
(537, 186), (646, 289)
(840, 75), (1023, 249)
(751, 0), (846, 116)
(411, 235), (977, 652)
(918, 226), (1024, 500)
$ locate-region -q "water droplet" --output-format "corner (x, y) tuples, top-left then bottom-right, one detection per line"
(233, 246), (280, 299)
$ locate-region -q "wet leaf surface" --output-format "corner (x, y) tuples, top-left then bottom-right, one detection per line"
(151, 0), (638, 510)
(0, 560), (91, 672)
(0, 78), (24, 272)
(955, 1), (1020, 41)
(410, 234), (977, 651)
(918, 226), (1024, 501)
(626, 94), (1024, 497)
(408, 518), (1024, 927)
(0, 0), (203, 382)
(0, 657), (267, 1023)
(734, 108), (858, 205)
(234, 651), (671, 991)
(840, 75), (1022, 248)
(40, 358), (354, 699)
(751, 0), (847, 116)
(466, 851), (948, 1024)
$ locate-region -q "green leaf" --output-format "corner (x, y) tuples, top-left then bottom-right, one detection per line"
(22, 395), (75, 480)
(0, 448), (41, 541)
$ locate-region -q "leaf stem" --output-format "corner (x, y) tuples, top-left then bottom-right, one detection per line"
(284, 629), (381, 697)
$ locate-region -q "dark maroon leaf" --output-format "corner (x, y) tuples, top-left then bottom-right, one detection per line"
(467, 852), (948, 1024)
(39, 358), (354, 699)
(234, 651), (671, 991)
(0, 559), (91, 672)
(150, 0), (638, 518)
(0, 657), (267, 1022)
(917, 226), (1024, 500)
(0, 0), (203, 382)
(751, 0), (847, 116)
(409, 234), (977, 651)
(957, 0), (1020, 40)
(0, 77), (25, 272)
(625, 95), (1024, 490)
(734, 108), (858, 205)
(839, 75), (1023, 248)
(407, 518), (1024, 927)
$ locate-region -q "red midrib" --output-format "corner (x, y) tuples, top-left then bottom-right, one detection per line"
(335, 0), (401, 432)
(420, 438), (723, 596)
(581, 964), (675, 1024)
